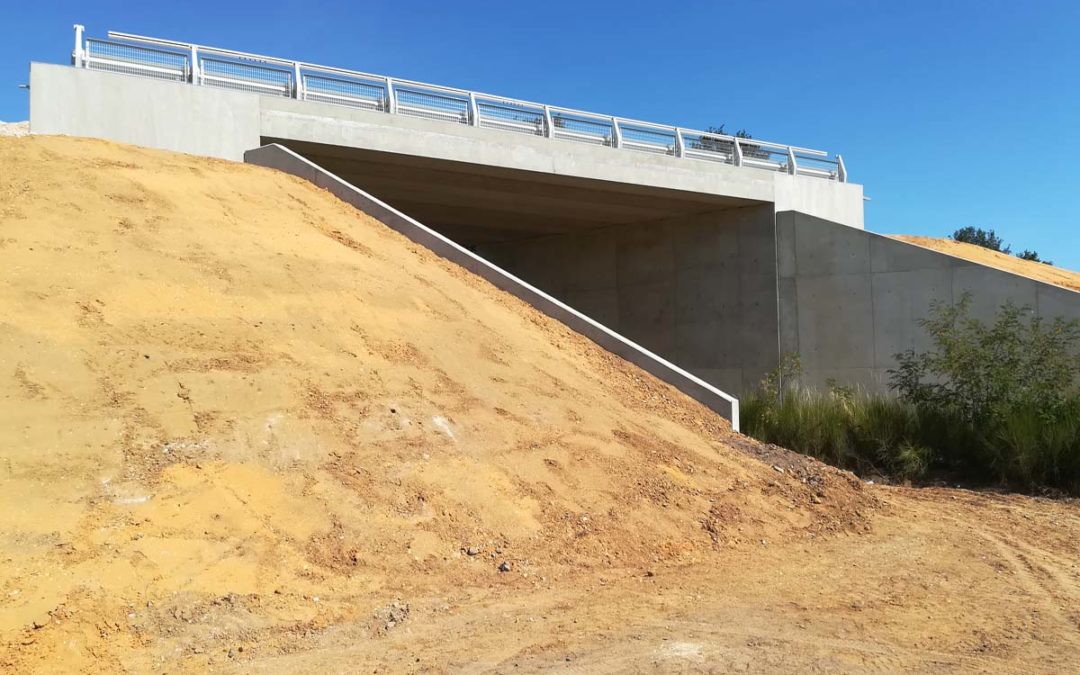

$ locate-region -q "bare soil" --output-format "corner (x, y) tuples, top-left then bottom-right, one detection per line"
(893, 234), (1080, 293)
(1, 136), (1078, 673)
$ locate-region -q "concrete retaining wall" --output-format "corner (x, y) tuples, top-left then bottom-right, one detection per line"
(478, 205), (780, 395)
(244, 143), (741, 429)
(778, 211), (1080, 389)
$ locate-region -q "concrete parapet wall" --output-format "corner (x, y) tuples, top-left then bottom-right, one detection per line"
(778, 211), (1080, 389)
(774, 174), (864, 230)
(244, 143), (741, 429)
(29, 63), (260, 160)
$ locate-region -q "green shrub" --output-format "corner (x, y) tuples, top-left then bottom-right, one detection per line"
(890, 294), (1080, 423)
(952, 226), (1010, 252)
(743, 297), (1080, 495)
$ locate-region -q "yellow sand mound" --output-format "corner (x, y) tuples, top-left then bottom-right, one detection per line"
(0, 136), (871, 672)
(893, 235), (1080, 293)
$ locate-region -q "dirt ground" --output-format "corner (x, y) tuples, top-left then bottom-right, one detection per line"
(1, 136), (1077, 673)
(893, 234), (1080, 292)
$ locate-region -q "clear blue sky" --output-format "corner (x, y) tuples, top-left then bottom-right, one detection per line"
(3, 1), (1078, 268)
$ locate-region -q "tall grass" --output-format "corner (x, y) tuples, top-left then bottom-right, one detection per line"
(743, 385), (1080, 495)
(743, 386), (930, 481)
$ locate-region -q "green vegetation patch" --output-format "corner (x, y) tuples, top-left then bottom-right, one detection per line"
(743, 296), (1080, 495)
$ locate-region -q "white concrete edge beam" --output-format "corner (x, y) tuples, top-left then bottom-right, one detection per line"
(244, 143), (741, 431)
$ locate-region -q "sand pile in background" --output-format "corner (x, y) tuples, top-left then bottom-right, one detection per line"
(0, 136), (869, 671)
(893, 235), (1080, 292)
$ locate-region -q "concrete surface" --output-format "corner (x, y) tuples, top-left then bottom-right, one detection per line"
(29, 63), (260, 160)
(479, 205), (780, 395)
(777, 212), (1080, 390)
(244, 143), (741, 428)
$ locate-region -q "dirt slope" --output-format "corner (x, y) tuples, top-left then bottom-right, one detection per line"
(1, 136), (1078, 673)
(894, 235), (1080, 292)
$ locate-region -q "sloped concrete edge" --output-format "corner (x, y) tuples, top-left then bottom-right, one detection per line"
(245, 143), (740, 431)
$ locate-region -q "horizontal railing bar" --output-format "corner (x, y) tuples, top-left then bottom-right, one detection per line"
(305, 88), (382, 99)
(797, 157), (840, 166)
(480, 118), (543, 129)
(106, 31), (190, 50)
(622, 140), (672, 151)
(548, 108), (616, 124)
(475, 97), (543, 111)
(477, 99), (544, 114)
(301, 64), (388, 85)
(797, 167), (837, 177)
(307, 94), (383, 109)
(683, 151), (734, 160)
(86, 56), (186, 76)
(201, 74), (290, 92)
(788, 146), (830, 157)
(554, 129), (611, 143)
(87, 38), (188, 60)
(395, 88), (469, 104)
(397, 105), (467, 120)
(622, 137), (671, 147)
(743, 158), (785, 168)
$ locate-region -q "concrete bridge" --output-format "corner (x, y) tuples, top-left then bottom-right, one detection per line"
(28, 26), (1080, 408)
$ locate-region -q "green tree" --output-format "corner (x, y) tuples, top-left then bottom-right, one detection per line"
(889, 293), (1080, 423)
(1016, 249), (1053, 266)
(951, 227), (1010, 253)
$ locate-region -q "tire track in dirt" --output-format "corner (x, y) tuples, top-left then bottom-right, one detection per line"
(975, 530), (1080, 633)
(924, 501), (1080, 640)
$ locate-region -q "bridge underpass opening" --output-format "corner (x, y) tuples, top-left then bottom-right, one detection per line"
(271, 139), (784, 395)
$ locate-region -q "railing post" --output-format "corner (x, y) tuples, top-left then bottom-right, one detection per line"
(468, 92), (479, 127)
(293, 62), (303, 99)
(836, 154), (847, 183)
(189, 45), (199, 85)
(611, 117), (622, 148)
(787, 147), (798, 175)
(543, 106), (554, 138)
(674, 128), (684, 157)
(733, 138), (743, 166)
(385, 78), (396, 114)
(72, 24), (85, 67)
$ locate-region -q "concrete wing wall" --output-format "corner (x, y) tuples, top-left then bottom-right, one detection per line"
(777, 211), (1080, 390)
(29, 63), (261, 160)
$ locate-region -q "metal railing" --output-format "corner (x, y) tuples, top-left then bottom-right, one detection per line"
(71, 24), (847, 182)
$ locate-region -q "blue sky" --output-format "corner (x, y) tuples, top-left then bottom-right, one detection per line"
(2, 1), (1078, 269)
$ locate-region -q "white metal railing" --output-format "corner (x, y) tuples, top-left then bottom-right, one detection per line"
(70, 24), (848, 182)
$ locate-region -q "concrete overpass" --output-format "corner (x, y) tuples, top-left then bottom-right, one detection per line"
(27, 26), (1079, 402)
